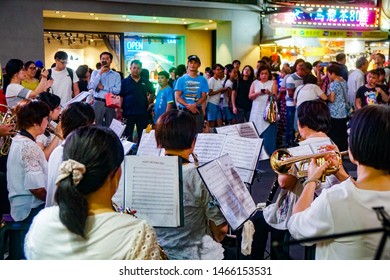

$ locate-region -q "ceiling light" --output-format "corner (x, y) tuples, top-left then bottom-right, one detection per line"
(62, 15), (66, 18)
(55, 11), (60, 14)
(122, 15), (126, 18)
(181, 19), (185, 21)
(183, 22), (187, 24)
(205, 28), (209, 30)
(155, 20), (159, 23)
(153, 17), (157, 19)
(126, 19), (130, 21)
(209, 20), (213, 23)
(90, 13), (94, 16)
(95, 17), (99, 20)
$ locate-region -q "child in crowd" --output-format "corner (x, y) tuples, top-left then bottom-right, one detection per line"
(355, 69), (389, 109)
(153, 71), (174, 124)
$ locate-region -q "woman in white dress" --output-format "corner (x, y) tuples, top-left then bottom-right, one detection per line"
(25, 126), (161, 260)
(249, 65), (278, 155)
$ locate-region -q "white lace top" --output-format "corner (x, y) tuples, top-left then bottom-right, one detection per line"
(7, 135), (47, 221)
(25, 207), (161, 260)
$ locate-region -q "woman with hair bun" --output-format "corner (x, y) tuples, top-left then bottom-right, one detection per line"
(25, 126), (161, 260)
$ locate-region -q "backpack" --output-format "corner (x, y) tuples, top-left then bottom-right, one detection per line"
(47, 67), (74, 92)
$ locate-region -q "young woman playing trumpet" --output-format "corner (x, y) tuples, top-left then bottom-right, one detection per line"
(288, 105), (390, 259)
(250, 99), (350, 259)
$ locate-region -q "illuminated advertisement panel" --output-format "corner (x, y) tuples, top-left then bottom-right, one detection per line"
(293, 4), (379, 29)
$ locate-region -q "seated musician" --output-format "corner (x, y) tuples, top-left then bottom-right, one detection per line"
(36, 92), (62, 160)
(45, 102), (95, 207)
(25, 126), (161, 259)
(154, 110), (228, 259)
(250, 100), (350, 259)
(288, 105), (390, 259)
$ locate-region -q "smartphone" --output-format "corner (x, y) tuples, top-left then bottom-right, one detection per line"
(101, 61), (108, 67)
(261, 89), (266, 93)
(320, 62), (329, 67)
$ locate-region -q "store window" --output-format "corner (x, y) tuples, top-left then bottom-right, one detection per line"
(124, 34), (184, 86)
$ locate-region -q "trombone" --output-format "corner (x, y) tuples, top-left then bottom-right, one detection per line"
(270, 149), (348, 181)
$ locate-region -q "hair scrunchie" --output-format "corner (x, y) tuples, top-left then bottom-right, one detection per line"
(56, 159), (86, 186)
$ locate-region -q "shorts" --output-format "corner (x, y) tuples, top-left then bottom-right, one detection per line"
(206, 102), (222, 121)
(222, 106), (233, 121)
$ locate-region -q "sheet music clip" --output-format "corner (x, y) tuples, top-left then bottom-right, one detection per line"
(145, 123), (153, 133)
(208, 199), (220, 209)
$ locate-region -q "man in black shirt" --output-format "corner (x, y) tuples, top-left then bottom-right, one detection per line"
(120, 60), (155, 143)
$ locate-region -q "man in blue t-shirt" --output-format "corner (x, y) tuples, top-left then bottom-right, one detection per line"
(154, 71), (174, 124)
(174, 55), (209, 132)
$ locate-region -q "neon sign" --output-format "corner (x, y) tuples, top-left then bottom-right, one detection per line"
(293, 4), (379, 28)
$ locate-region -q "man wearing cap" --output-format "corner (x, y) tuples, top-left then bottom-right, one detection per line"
(174, 55), (209, 132)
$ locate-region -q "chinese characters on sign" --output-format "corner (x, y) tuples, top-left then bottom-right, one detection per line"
(293, 5), (379, 28)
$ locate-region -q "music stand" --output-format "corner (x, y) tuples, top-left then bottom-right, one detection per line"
(272, 207), (390, 260)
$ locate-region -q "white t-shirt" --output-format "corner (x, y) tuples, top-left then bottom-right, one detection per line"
(222, 79), (233, 107)
(50, 68), (79, 106)
(5, 84), (32, 107)
(45, 143), (64, 207)
(294, 84), (324, 107)
(288, 178), (390, 260)
(25, 206), (161, 260)
(207, 77), (223, 105)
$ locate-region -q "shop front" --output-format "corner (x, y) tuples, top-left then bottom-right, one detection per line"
(261, 4), (388, 67)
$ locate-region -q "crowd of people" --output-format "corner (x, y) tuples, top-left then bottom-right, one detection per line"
(0, 50), (389, 260)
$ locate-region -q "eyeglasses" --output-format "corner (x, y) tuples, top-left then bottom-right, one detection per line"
(58, 60), (68, 65)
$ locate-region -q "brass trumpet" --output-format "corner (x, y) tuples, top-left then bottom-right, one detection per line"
(270, 149), (348, 181)
(0, 104), (16, 156)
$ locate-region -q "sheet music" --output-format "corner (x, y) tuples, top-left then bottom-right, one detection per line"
(197, 154), (257, 231)
(111, 161), (125, 209)
(109, 118), (126, 138)
(258, 145), (269, 160)
(63, 91), (90, 108)
(121, 139), (136, 155)
(222, 136), (262, 171)
(288, 145), (315, 171)
(193, 133), (226, 164)
(287, 145), (313, 156)
(124, 156), (181, 227)
(237, 122), (259, 138)
(136, 130), (163, 156)
(308, 139), (333, 153)
(215, 125), (240, 136)
(235, 168), (254, 184)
